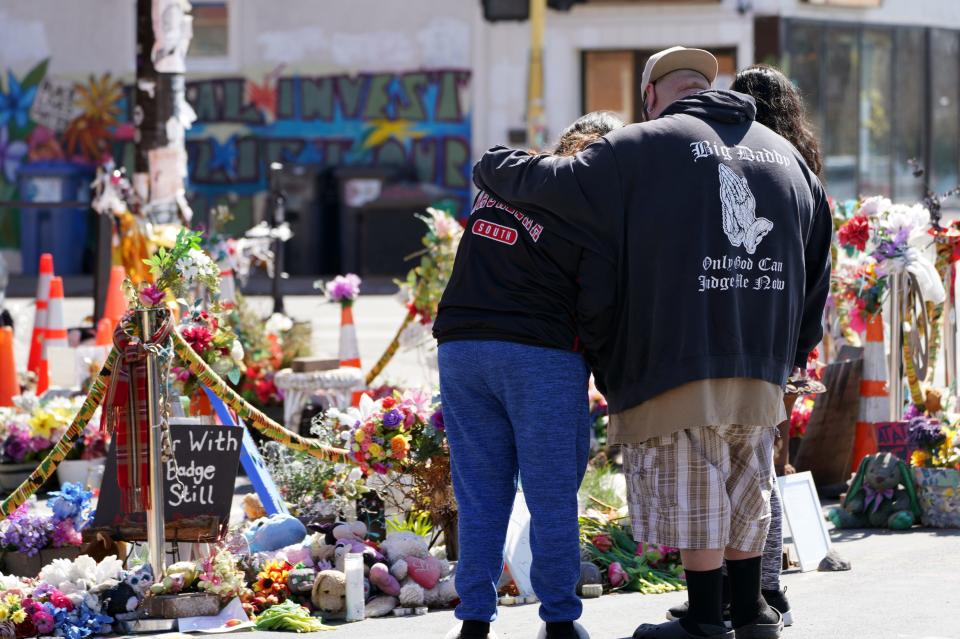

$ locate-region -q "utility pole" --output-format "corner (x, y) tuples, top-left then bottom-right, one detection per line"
(526, 0), (547, 150)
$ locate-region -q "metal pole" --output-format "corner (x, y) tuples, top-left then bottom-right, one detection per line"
(889, 272), (904, 421)
(269, 163), (286, 315)
(526, 0), (546, 149)
(139, 309), (166, 575)
(946, 262), (957, 394)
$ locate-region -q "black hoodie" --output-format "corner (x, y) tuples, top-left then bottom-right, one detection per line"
(473, 90), (833, 414)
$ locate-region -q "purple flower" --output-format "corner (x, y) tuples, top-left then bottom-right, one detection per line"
(138, 284), (165, 307)
(371, 462), (389, 474)
(382, 409), (402, 428)
(903, 404), (923, 421)
(908, 416), (947, 449)
(323, 273), (362, 303)
(3, 433), (28, 463)
(430, 409), (445, 432)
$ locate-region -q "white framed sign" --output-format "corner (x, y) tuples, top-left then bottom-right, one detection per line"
(778, 471), (832, 572)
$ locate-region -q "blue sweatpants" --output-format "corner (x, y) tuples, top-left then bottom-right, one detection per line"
(439, 340), (590, 623)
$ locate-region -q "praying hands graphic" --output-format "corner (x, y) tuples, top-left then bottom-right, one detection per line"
(718, 164), (773, 255)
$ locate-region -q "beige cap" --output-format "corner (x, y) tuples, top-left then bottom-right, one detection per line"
(640, 46), (719, 92)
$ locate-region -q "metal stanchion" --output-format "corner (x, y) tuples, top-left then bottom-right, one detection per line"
(888, 271), (904, 421)
(945, 263), (957, 394)
(139, 309), (166, 576)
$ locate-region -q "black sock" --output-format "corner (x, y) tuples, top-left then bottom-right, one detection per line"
(545, 621), (578, 639)
(726, 557), (777, 628)
(678, 567), (724, 636)
(459, 620), (490, 639)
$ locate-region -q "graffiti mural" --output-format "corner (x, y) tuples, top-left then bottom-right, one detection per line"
(0, 61), (472, 253)
(184, 68), (472, 223)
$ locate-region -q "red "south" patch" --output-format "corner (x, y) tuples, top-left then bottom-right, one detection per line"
(472, 219), (518, 245)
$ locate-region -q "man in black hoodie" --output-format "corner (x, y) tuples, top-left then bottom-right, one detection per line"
(473, 47), (832, 639)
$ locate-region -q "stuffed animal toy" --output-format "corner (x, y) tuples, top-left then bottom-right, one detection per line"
(244, 514), (307, 553)
(828, 452), (922, 530)
(311, 570), (346, 619)
(376, 532), (458, 611)
(288, 568), (317, 594)
(242, 494), (267, 520)
(101, 563), (155, 616)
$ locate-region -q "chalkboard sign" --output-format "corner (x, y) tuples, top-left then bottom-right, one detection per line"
(88, 420), (242, 542)
(875, 421), (916, 461)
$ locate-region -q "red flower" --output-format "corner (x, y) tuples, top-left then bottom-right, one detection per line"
(381, 397), (397, 409)
(838, 215), (870, 251)
(182, 325), (214, 353)
(592, 534), (612, 552)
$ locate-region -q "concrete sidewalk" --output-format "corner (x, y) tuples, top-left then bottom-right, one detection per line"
(269, 523), (960, 639)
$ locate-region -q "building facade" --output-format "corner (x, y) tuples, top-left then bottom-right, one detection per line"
(0, 0), (958, 274)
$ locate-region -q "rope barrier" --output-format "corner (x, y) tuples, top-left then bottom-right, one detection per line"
(0, 349), (119, 520)
(171, 331), (350, 463)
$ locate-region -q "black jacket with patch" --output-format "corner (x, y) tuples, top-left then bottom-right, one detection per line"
(433, 189), (615, 371)
(473, 90), (833, 414)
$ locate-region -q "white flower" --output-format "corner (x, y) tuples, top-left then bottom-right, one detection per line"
(857, 196), (892, 218)
(176, 248), (219, 283)
(230, 339), (245, 364)
(265, 312), (293, 336)
(429, 207), (460, 241)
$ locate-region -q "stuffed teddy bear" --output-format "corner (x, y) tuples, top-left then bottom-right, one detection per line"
(100, 563), (155, 617)
(311, 570), (347, 619)
(828, 452), (922, 530)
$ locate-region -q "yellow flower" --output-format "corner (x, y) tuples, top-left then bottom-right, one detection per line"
(0, 606), (8, 621)
(368, 443), (383, 458)
(29, 410), (57, 438)
(11, 609), (26, 624)
(354, 430), (365, 443)
(3, 594), (17, 605)
(911, 450), (929, 467)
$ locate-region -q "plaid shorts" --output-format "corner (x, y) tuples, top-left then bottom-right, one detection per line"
(623, 425), (777, 552)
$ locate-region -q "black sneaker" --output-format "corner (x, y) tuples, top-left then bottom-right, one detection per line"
(761, 589), (792, 627)
(665, 601), (733, 628)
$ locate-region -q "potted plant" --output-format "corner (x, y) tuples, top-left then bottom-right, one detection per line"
(0, 395), (84, 492)
(907, 415), (960, 528)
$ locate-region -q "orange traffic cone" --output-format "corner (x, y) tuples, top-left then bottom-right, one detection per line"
(95, 317), (115, 346)
(39, 276), (68, 394)
(0, 327), (19, 406)
(852, 313), (885, 471)
(338, 304), (362, 369)
(27, 253), (54, 378)
(103, 265), (127, 324)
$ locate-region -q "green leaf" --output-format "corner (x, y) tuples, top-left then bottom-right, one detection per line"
(227, 368), (241, 385)
(21, 59), (49, 89)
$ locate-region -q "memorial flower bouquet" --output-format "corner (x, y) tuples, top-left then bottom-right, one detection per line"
(908, 415), (960, 470)
(197, 548), (247, 602)
(397, 207), (462, 325)
(0, 484), (91, 558)
(136, 229), (221, 307)
(579, 515), (685, 594)
(261, 441), (368, 520)
(0, 395), (85, 465)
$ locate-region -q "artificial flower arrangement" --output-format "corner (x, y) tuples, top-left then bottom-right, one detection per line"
(0, 583), (113, 639)
(173, 307), (245, 396)
(320, 273), (361, 306)
(230, 297), (310, 410)
(133, 228), (221, 308)
(313, 390), (433, 475)
(0, 395), (98, 466)
(196, 548), (248, 602)
(260, 441), (368, 522)
(578, 515), (685, 595)
(0, 482), (91, 563)
(832, 196), (944, 334)
(243, 559), (294, 615)
(907, 413), (960, 470)
(397, 207), (462, 326)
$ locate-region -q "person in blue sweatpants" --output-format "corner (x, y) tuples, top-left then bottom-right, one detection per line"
(432, 111), (623, 639)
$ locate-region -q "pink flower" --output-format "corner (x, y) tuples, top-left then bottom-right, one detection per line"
(172, 366), (191, 382)
(607, 562), (628, 588)
(182, 325), (214, 353)
(49, 590), (73, 611)
(139, 284), (165, 307)
(323, 273), (362, 303)
(32, 610), (55, 634)
(371, 462), (389, 474)
(592, 534), (612, 552)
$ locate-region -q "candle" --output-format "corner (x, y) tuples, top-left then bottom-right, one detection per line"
(344, 552), (365, 621)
